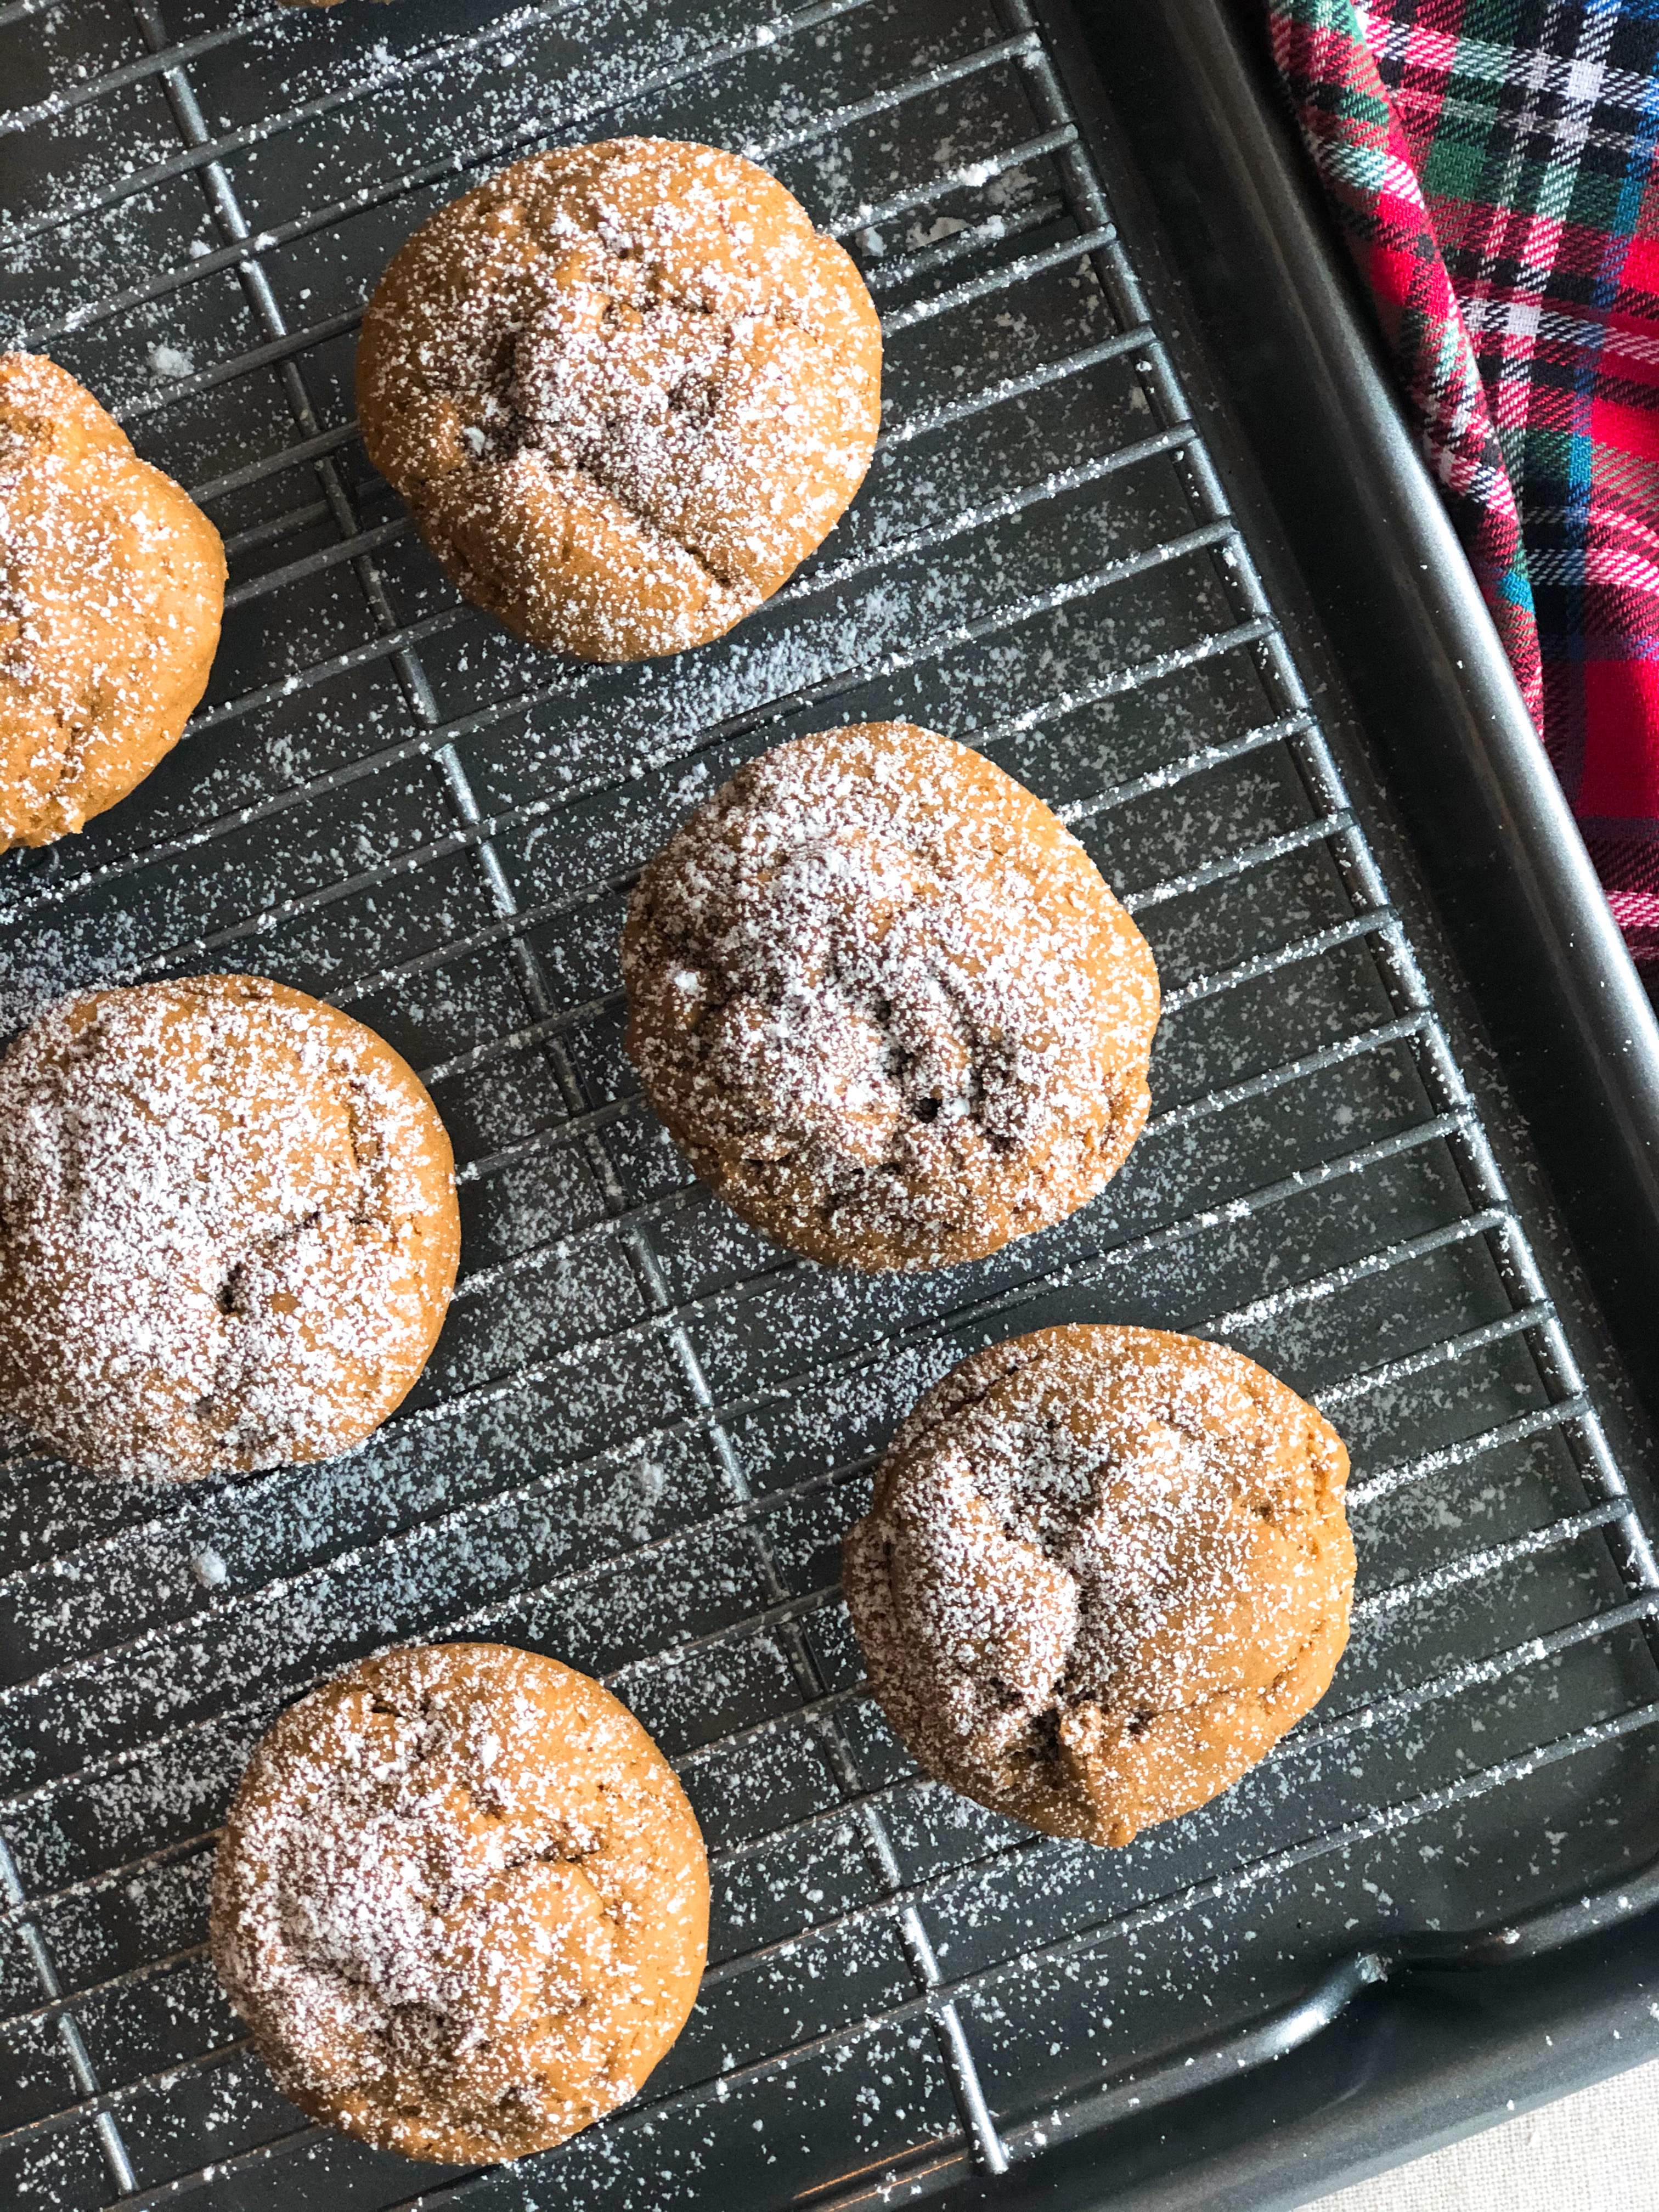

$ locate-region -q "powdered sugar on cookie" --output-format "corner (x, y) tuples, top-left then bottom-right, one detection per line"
(623, 721), (1161, 1269)
(0, 973), (459, 1480)
(0, 351), (225, 851)
(210, 1643), (708, 2164)
(356, 138), (882, 661)
(843, 1324), (1355, 1846)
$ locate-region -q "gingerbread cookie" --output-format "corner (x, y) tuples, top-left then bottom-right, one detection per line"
(622, 723), (1160, 1270)
(0, 974), (459, 1479)
(0, 353), (225, 852)
(357, 138), (882, 661)
(210, 1643), (709, 2164)
(843, 1325), (1355, 1845)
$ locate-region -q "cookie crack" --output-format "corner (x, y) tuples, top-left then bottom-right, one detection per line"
(501, 264), (823, 599)
(195, 1183), (382, 1437)
(568, 448), (750, 598)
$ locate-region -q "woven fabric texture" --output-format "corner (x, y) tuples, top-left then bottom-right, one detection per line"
(1266, 0), (1659, 974)
(1304, 2049), (1659, 2207)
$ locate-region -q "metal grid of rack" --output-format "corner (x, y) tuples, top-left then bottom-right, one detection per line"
(4, 1), (1659, 2206)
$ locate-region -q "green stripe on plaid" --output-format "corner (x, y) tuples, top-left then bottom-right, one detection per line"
(1267, 0), (1659, 975)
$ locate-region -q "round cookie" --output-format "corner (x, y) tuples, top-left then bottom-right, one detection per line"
(356, 138), (882, 662)
(843, 1325), (1355, 1846)
(622, 723), (1161, 1271)
(0, 974), (460, 1480)
(210, 1642), (709, 2164)
(0, 353), (225, 853)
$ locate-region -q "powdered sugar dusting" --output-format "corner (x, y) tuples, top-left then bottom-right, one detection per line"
(209, 1641), (708, 2163)
(0, 973), (458, 1481)
(1, 1), (1652, 2200)
(356, 137), (883, 662)
(624, 722), (1161, 1269)
(0, 352), (224, 853)
(844, 1324), (1355, 1847)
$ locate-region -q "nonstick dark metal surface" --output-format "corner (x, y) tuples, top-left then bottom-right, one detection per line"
(6, 3), (1659, 2209)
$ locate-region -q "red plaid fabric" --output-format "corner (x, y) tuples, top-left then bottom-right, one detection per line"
(1265, 0), (1659, 975)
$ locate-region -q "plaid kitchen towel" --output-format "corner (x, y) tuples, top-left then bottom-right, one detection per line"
(1265, 0), (1659, 974)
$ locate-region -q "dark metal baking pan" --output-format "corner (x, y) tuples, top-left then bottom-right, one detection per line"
(6, 2), (1659, 2209)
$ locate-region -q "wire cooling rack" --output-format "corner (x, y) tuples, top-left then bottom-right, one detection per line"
(5, 1), (1659, 2207)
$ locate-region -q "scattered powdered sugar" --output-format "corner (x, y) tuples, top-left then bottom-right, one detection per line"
(624, 722), (1161, 1269)
(188, 1543), (229, 1589)
(210, 1643), (706, 2163)
(844, 1325), (1355, 1848)
(0, 974), (457, 1481)
(0, 8), (1632, 2200)
(144, 342), (195, 381)
(356, 137), (883, 661)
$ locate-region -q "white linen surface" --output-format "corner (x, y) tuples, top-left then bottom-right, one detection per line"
(1304, 2056), (1659, 2210)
